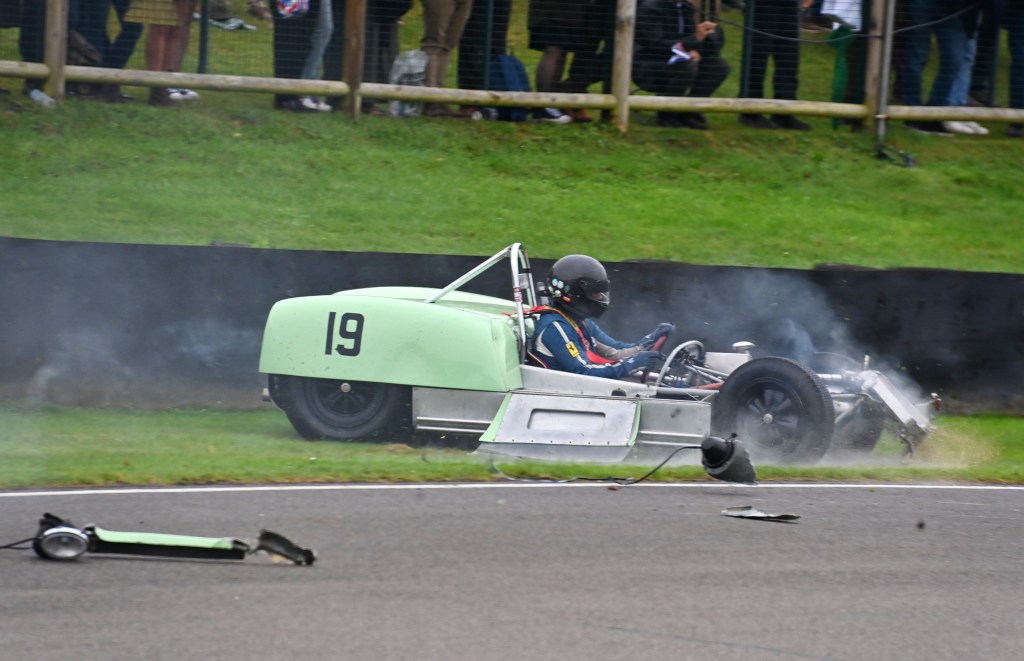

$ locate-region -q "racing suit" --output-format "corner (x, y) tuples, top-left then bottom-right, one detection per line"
(529, 307), (646, 379)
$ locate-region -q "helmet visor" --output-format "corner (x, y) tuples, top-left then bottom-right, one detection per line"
(579, 278), (610, 308)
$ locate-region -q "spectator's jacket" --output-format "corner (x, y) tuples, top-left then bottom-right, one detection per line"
(635, 0), (724, 63)
(529, 307), (640, 379)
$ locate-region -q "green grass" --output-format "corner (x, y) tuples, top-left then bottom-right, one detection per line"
(0, 405), (1021, 488)
(2, 95), (1023, 272)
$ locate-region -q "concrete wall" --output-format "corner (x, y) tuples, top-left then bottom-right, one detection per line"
(1, 237), (1021, 413)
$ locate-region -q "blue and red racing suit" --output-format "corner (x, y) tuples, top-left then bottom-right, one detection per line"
(528, 307), (646, 379)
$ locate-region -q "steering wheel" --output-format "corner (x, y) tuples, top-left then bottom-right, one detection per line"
(651, 340), (706, 388)
(639, 335), (669, 385)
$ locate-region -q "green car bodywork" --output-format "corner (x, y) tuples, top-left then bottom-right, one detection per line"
(260, 286), (524, 393)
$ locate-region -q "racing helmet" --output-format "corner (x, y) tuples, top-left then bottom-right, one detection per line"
(547, 254), (611, 319)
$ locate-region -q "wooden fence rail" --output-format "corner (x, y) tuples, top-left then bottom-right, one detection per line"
(2, 0), (1022, 133)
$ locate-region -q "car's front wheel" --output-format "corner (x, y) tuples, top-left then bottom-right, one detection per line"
(269, 375), (410, 441)
(711, 357), (835, 465)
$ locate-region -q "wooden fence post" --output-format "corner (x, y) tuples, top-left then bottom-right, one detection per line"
(43, 0), (68, 101)
(613, 0), (637, 132)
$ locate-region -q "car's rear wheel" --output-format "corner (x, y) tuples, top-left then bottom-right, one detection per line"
(270, 375), (409, 441)
(711, 357), (834, 465)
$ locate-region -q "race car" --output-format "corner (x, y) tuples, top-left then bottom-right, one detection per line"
(259, 244), (936, 472)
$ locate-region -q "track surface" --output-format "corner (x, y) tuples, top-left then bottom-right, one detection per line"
(2, 482), (1022, 660)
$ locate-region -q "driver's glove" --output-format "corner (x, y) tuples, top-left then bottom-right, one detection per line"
(620, 350), (661, 373)
(640, 322), (676, 349)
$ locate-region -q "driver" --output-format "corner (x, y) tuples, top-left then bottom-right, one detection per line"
(528, 254), (675, 379)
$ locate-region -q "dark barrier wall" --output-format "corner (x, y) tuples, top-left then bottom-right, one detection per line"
(1, 237), (1021, 413)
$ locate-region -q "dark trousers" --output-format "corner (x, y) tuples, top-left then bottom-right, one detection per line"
(78, 0), (142, 69)
(273, 0), (321, 103)
(740, 0), (801, 100)
(457, 0), (512, 90)
(634, 55), (731, 98)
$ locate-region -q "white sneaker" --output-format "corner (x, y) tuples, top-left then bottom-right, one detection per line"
(963, 121), (989, 135)
(300, 96), (331, 112)
(534, 107), (572, 124)
(943, 120), (981, 135)
(168, 88), (200, 102)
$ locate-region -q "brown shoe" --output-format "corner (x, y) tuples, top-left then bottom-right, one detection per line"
(565, 108), (593, 123)
(423, 103), (468, 118)
(148, 87), (180, 107)
(101, 84), (133, 103)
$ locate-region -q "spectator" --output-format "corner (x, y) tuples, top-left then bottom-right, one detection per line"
(420, 0), (475, 117)
(900, 0), (974, 136)
(457, 0), (512, 106)
(124, 0), (196, 106)
(738, 0), (813, 130)
(557, 0), (614, 122)
(944, 3), (989, 135)
(271, 0), (324, 112)
(323, 0), (412, 114)
(633, 0), (730, 130)
(301, 0), (335, 111)
(75, 0), (142, 103)
(526, 0), (595, 124)
(966, 0), (1004, 108)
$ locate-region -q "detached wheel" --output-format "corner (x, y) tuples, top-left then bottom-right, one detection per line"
(711, 357), (835, 465)
(805, 353), (886, 456)
(270, 375), (409, 441)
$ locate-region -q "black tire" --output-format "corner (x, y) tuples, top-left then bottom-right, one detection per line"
(271, 374), (410, 441)
(711, 357), (835, 465)
(830, 402), (887, 455)
(804, 353), (886, 455)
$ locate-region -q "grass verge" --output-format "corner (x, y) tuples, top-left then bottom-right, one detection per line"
(1, 405), (1021, 488)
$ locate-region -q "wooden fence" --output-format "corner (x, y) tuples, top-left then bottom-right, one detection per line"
(2, 0), (1022, 135)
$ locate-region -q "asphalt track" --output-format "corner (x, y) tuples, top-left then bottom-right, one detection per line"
(2, 482), (1022, 661)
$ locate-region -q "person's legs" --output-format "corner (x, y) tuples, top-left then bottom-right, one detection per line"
(900, 0), (932, 107)
(926, 6), (968, 107)
(769, 0), (800, 101)
(535, 45), (567, 93)
(106, 0), (143, 70)
(78, 0), (113, 57)
(303, 0), (333, 81)
(1006, 5), (1024, 110)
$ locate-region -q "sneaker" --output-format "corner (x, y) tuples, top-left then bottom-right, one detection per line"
(1009, 123), (1023, 138)
(534, 107), (572, 124)
(963, 121), (989, 136)
(303, 96), (332, 112)
(656, 112), (684, 128)
(680, 112), (709, 130)
(274, 97), (318, 113)
(773, 114), (811, 131)
(739, 113), (777, 129)
(168, 88), (200, 102)
(565, 108), (593, 123)
(943, 121), (978, 135)
(905, 120), (952, 136)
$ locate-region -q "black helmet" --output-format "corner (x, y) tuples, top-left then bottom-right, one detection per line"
(547, 254), (611, 319)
